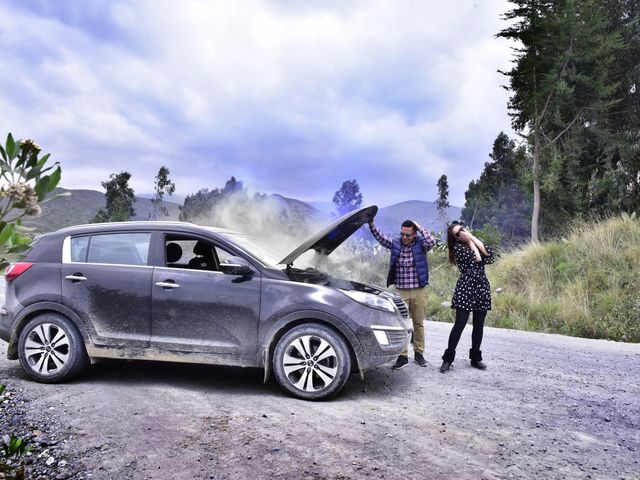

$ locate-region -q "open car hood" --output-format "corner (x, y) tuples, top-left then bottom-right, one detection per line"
(278, 205), (378, 266)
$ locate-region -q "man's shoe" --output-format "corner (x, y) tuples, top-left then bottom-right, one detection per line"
(414, 352), (427, 367)
(391, 355), (409, 370)
(440, 361), (452, 373)
(471, 360), (487, 370)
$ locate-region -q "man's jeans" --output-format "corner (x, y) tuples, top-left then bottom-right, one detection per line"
(395, 285), (427, 355)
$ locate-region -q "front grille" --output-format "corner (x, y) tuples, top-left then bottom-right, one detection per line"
(392, 296), (409, 318)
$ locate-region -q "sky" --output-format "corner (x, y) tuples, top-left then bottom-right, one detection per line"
(0, 0), (516, 209)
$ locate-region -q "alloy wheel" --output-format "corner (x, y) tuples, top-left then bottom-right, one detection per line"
(281, 334), (339, 392)
(23, 323), (70, 376)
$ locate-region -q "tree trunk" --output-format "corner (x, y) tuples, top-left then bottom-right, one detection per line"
(531, 131), (541, 243)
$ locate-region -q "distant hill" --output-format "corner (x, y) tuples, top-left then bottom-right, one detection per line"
(22, 189), (330, 235)
(307, 200), (335, 215)
(21, 188), (459, 238)
(22, 188), (181, 233)
(373, 201), (462, 237)
(136, 192), (186, 205)
(268, 194), (331, 226)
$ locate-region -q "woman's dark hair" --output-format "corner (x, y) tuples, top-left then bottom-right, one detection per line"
(447, 222), (462, 265)
(401, 220), (416, 231)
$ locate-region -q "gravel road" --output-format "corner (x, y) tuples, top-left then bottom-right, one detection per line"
(1, 317), (639, 480)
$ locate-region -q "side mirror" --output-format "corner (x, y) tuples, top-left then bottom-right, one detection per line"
(220, 263), (253, 276)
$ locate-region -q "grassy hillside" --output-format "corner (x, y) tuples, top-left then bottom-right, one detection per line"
(489, 217), (640, 342)
(423, 216), (640, 342)
(330, 216), (639, 343)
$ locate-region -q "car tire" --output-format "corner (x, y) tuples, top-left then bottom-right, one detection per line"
(17, 313), (89, 383)
(273, 323), (351, 400)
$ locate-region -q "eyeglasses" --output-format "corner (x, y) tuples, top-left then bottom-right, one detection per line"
(400, 233), (414, 238)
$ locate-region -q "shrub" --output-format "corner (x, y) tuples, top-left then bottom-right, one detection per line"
(0, 133), (63, 267)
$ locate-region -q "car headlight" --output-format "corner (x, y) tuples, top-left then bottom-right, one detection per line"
(340, 289), (396, 313)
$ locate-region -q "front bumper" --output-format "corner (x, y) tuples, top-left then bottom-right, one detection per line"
(354, 321), (412, 371)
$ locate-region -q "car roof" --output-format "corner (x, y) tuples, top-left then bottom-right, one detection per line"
(26, 221), (263, 265)
(45, 221), (240, 238)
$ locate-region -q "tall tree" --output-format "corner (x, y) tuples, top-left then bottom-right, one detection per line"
(332, 179), (363, 217)
(462, 132), (532, 245)
(179, 188), (218, 222)
(498, 0), (622, 241)
(179, 176), (244, 222)
(150, 166), (176, 220)
(223, 176), (243, 195)
(435, 175), (450, 230)
(597, 0), (640, 215)
(93, 171), (136, 222)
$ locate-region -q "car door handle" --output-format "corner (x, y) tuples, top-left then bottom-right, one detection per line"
(65, 274), (87, 282)
(155, 281), (180, 289)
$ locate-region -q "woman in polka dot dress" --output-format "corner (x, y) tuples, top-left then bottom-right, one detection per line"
(440, 221), (495, 373)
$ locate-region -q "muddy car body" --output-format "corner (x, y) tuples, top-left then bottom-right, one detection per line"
(0, 206), (412, 399)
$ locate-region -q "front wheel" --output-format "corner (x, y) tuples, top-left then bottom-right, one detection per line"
(273, 324), (352, 400)
(17, 313), (89, 383)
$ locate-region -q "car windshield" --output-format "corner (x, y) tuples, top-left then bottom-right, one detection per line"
(209, 229), (282, 268)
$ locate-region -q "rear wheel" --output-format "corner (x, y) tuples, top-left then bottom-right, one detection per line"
(18, 313), (88, 383)
(273, 324), (351, 400)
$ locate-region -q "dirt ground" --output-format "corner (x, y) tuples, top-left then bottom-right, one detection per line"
(1, 319), (639, 480)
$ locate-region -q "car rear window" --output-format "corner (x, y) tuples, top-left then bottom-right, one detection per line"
(82, 233), (151, 266)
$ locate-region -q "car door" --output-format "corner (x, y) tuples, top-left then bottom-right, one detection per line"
(61, 232), (153, 347)
(150, 235), (261, 354)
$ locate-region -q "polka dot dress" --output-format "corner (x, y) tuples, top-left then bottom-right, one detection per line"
(451, 242), (495, 311)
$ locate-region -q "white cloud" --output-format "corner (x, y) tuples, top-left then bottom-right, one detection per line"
(0, 0), (515, 207)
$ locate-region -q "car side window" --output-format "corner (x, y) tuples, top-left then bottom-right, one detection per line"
(86, 233), (151, 266)
(217, 249), (248, 266)
(70, 236), (90, 262)
(164, 237), (243, 271)
(217, 248), (235, 265)
(164, 238), (214, 270)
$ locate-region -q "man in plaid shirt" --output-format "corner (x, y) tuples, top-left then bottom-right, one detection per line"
(369, 217), (436, 369)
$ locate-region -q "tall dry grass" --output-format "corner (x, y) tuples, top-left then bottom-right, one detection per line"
(488, 216), (640, 342)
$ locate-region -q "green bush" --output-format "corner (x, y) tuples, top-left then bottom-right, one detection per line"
(473, 223), (503, 250)
(0, 133), (63, 266)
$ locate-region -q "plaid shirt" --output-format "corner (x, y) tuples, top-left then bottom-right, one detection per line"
(370, 224), (436, 289)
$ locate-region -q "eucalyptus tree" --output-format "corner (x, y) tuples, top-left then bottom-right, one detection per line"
(462, 132), (531, 245)
(93, 171), (136, 222)
(436, 175), (450, 230)
(333, 179), (363, 217)
(150, 166), (176, 220)
(498, 0), (621, 241)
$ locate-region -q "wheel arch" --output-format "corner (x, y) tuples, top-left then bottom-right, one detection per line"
(260, 311), (364, 384)
(7, 302), (91, 360)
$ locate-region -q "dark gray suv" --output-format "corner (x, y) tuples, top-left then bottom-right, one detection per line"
(0, 206), (411, 400)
